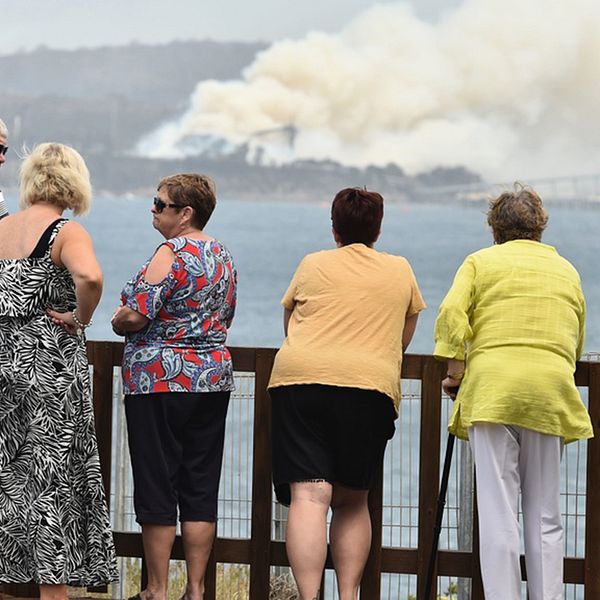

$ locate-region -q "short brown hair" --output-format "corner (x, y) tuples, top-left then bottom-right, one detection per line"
(158, 173), (216, 229)
(487, 183), (548, 244)
(331, 188), (384, 246)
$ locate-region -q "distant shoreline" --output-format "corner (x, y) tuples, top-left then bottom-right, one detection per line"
(4, 186), (600, 208)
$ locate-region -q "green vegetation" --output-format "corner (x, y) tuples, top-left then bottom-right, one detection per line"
(408, 581), (458, 599)
(100, 560), (459, 600)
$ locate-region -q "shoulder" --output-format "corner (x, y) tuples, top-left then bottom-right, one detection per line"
(553, 252), (582, 282)
(293, 249), (329, 268)
(365, 250), (418, 276)
(457, 245), (496, 270)
(207, 238), (235, 260)
(154, 242), (177, 260)
(469, 245), (496, 260)
(299, 247), (349, 270)
(54, 219), (92, 244)
(377, 251), (411, 267)
(163, 236), (187, 253)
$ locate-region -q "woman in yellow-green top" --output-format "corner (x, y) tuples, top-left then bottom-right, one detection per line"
(434, 185), (593, 600)
(269, 188), (425, 600)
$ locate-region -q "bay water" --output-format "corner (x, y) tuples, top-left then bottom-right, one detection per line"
(5, 194), (595, 352)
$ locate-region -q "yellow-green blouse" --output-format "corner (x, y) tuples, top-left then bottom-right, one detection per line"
(434, 240), (593, 443)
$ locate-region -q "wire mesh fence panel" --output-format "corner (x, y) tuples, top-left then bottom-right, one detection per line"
(382, 380), (421, 550)
(218, 372), (255, 541)
(269, 566), (298, 599)
(564, 584), (585, 600)
(215, 563), (250, 599)
(562, 387), (588, 561)
(381, 573), (417, 600)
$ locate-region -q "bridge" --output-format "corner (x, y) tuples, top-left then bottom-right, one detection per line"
(416, 173), (600, 206)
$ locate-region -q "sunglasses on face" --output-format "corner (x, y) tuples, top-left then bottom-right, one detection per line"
(0, 145), (8, 156)
(153, 196), (181, 213)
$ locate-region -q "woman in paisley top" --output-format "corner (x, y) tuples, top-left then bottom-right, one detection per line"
(111, 173), (237, 600)
(0, 143), (118, 600)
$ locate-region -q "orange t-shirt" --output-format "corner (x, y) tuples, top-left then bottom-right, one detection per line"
(268, 243), (426, 411)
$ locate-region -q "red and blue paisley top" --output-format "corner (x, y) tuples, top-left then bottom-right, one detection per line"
(121, 237), (237, 395)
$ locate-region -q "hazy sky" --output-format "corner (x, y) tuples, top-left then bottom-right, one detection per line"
(1, 0), (462, 54)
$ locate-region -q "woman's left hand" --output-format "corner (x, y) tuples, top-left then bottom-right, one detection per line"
(442, 376), (461, 400)
(47, 309), (79, 336)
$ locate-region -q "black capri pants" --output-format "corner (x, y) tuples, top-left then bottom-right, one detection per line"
(125, 391), (230, 525)
(270, 384), (396, 505)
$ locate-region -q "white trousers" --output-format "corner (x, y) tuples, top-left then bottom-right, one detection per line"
(469, 423), (564, 600)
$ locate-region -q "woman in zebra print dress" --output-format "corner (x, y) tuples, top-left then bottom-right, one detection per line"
(0, 143), (118, 599)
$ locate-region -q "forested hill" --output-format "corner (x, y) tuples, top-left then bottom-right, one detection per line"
(0, 40), (480, 199)
(0, 40), (266, 158)
(0, 39), (266, 101)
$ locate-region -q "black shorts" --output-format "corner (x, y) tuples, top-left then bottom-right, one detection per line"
(125, 391), (230, 525)
(270, 384), (396, 505)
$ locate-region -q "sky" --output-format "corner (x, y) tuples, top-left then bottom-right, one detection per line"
(0, 0), (461, 54)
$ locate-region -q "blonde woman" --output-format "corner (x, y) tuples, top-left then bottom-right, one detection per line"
(0, 143), (118, 600)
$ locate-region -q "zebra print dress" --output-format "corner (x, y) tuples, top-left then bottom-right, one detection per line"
(0, 219), (118, 585)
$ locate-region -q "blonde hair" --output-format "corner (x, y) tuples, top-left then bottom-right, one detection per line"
(19, 143), (92, 216)
(487, 182), (548, 244)
(0, 118), (7, 138)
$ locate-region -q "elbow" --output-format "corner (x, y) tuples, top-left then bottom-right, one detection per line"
(122, 311), (149, 332)
(75, 269), (104, 293)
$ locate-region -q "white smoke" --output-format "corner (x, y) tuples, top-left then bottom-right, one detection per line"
(137, 0), (600, 180)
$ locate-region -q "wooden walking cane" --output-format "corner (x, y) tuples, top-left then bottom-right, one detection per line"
(424, 432), (456, 599)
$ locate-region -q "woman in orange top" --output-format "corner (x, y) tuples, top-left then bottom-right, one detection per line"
(268, 188), (426, 600)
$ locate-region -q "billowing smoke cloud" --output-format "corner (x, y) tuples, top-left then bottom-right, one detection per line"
(137, 0), (600, 180)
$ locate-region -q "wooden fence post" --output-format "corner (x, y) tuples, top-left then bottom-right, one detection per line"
(361, 464), (384, 597)
(585, 362), (600, 598)
(416, 356), (445, 600)
(248, 349), (275, 599)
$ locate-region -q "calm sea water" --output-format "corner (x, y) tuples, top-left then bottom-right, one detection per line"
(6, 194), (599, 352)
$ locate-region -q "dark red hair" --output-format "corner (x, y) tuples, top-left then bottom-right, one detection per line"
(331, 187), (384, 246)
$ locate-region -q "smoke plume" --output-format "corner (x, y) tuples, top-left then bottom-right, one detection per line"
(137, 0), (600, 180)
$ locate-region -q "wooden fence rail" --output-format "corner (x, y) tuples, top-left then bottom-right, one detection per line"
(3, 342), (600, 599)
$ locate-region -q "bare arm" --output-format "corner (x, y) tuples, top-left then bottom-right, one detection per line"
(111, 244), (176, 335)
(111, 305), (149, 334)
(47, 222), (103, 334)
(402, 312), (419, 352)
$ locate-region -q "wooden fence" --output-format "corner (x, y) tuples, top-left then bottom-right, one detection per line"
(3, 342), (600, 599)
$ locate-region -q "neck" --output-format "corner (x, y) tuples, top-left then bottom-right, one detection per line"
(28, 201), (64, 217)
(178, 225), (200, 237)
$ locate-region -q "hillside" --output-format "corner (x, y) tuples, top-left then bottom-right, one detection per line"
(0, 40), (266, 155)
(0, 41), (480, 198)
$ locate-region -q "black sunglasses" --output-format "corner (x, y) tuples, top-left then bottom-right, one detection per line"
(0, 145), (8, 156)
(153, 196), (182, 213)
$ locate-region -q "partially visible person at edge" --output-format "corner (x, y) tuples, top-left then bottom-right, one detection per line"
(268, 188), (426, 600)
(0, 143), (118, 600)
(0, 117), (10, 218)
(111, 173), (237, 600)
(434, 184), (593, 600)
